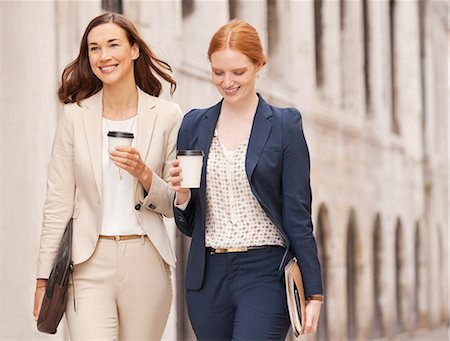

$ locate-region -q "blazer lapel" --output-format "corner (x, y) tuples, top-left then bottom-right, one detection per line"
(197, 101), (221, 218)
(136, 88), (157, 160)
(246, 95), (273, 181)
(82, 90), (103, 200)
(134, 88), (157, 194)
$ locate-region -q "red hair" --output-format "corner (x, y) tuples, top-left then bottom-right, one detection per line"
(207, 19), (266, 67)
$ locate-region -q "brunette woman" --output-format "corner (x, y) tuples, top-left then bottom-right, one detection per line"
(33, 12), (181, 340)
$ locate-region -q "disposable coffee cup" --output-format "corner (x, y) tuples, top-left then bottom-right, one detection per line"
(177, 150), (204, 188)
(107, 131), (134, 152)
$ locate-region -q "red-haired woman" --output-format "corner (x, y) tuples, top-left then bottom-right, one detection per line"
(33, 12), (181, 339)
(170, 19), (323, 340)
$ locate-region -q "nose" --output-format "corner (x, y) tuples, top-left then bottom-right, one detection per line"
(223, 73), (234, 88)
(100, 48), (112, 62)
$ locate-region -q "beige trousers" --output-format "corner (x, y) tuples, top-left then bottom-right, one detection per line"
(65, 236), (172, 341)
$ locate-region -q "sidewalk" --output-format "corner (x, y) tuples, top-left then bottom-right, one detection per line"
(392, 327), (449, 340)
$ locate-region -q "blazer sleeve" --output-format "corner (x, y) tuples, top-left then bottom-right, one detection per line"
(173, 110), (197, 237)
(37, 106), (75, 279)
(281, 108), (323, 296)
(139, 104), (183, 218)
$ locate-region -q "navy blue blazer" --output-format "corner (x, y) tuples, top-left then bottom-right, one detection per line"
(174, 94), (323, 296)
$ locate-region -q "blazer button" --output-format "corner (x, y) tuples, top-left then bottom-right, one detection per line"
(148, 204), (156, 210)
(135, 204), (141, 211)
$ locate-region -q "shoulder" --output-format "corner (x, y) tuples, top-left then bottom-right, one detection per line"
(181, 101), (220, 128)
(63, 101), (85, 114)
(143, 93), (182, 119)
(182, 108), (204, 124)
(268, 103), (301, 122)
(261, 96), (303, 128)
(281, 107), (303, 129)
(60, 101), (84, 124)
(61, 90), (100, 119)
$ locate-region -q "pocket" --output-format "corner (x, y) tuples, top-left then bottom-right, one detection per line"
(264, 145), (282, 153)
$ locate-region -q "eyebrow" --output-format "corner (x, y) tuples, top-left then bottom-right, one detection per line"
(88, 38), (122, 46)
(212, 67), (247, 72)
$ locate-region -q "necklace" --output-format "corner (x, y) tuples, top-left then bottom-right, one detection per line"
(104, 115), (137, 134)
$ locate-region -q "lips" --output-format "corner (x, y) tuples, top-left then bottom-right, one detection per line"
(99, 65), (118, 73)
(223, 86), (240, 95)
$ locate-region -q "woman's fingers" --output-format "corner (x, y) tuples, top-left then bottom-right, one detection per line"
(169, 167), (182, 177)
(170, 176), (183, 186)
(169, 160), (184, 190)
(303, 301), (321, 334)
(33, 288), (45, 320)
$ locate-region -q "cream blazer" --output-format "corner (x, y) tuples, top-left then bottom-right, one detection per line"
(37, 88), (182, 279)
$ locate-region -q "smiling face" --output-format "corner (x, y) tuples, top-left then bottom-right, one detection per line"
(87, 22), (139, 86)
(210, 48), (262, 104)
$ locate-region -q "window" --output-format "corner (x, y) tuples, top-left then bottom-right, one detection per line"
(101, 0), (123, 13)
(389, 0), (400, 134)
(182, 0), (195, 18)
(229, 0), (238, 20)
(314, 0), (324, 87)
(363, 0), (371, 114)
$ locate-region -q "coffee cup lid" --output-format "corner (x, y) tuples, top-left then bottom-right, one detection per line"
(177, 150), (204, 156)
(107, 131), (134, 139)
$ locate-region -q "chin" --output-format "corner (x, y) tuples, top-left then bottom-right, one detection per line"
(99, 76), (121, 86)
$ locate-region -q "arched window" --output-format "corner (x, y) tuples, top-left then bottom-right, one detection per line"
(395, 218), (405, 332)
(346, 209), (358, 340)
(414, 222), (426, 329)
(316, 204), (330, 341)
(372, 214), (384, 338)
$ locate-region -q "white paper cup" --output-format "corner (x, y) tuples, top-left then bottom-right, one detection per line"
(107, 131), (134, 152)
(177, 150), (204, 188)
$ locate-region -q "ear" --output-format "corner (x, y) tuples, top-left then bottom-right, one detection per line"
(255, 61), (265, 72)
(131, 44), (140, 60)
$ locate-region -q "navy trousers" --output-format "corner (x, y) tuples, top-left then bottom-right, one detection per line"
(186, 246), (291, 341)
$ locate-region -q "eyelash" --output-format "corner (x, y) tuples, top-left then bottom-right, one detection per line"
(89, 43), (119, 52)
(214, 71), (245, 76)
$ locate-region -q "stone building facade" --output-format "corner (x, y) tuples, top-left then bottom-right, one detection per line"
(0, 0), (448, 340)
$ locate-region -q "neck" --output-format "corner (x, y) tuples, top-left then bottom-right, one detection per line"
(102, 77), (138, 119)
(221, 92), (259, 117)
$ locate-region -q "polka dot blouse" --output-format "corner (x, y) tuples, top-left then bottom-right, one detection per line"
(204, 131), (285, 249)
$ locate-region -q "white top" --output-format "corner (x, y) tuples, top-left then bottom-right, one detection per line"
(204, 131), (284, 248)
(100, 116), (144, 236)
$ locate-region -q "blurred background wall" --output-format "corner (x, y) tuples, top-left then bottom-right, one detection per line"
(0, 0), (448, 340)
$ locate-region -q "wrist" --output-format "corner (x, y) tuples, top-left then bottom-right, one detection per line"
(139, 167), (153, 191)
(176, 190), (189, 205)
(306, 294), (325, 303)
(36, 278), (47, 289)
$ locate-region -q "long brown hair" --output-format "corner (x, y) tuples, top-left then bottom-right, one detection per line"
(208, 19), (266, 67)
(58, 12), (176, 104)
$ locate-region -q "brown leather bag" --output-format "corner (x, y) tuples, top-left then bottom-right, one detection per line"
(37, 218), (74, 334)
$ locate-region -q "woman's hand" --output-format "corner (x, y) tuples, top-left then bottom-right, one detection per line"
(169, 159), (190, 205)
(110, 146), (153, 190)
(33, 279), (47, 321)
(303, 300), (322, 334)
